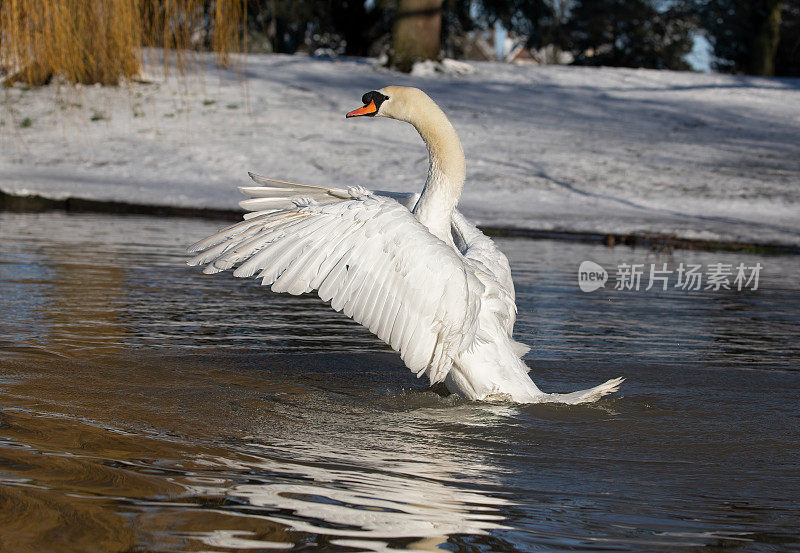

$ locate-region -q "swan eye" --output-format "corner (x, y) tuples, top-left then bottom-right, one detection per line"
(362, 91), (389, 109)
(347, 91), (389, 118)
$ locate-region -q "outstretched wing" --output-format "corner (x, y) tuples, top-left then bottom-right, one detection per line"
(188, 188), (483, 384)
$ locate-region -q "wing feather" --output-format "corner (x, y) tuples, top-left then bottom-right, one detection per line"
(451, 210), (522, 347)
(362, 262), (392, 332)
(189, 191), (481, 383)
(376, 285), (401, 341)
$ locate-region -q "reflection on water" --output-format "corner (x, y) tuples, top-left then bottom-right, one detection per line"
(1, 212), (799, 552)
(187, 443), (509, 550)
(0, 350), (519, 552)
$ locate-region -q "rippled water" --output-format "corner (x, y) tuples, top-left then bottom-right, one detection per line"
(0, 211), (798, 553)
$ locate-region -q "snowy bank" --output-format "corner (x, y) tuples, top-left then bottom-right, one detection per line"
(1, 52), (799, 246)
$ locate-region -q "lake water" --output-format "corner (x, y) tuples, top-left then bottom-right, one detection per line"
(1, 211), (798, 553)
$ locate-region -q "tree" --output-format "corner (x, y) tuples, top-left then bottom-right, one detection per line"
(389, 0), (443, 72)
(1, 0), (247, 86)
(775, 0), (800, 76)
(244, 1), (393, 58)
(475, 0), (561, 49)
(696, 0), (785, 76)
(245, 0), (322, 54)
(564, 0), (695, 70)
(327, 1), (391, 57)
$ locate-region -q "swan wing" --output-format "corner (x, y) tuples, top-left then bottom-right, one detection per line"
(451, 211), (514, 296)
(241, 172), (420, 216)
(451, 211), (523, 351)
(188, 192), (483, 384)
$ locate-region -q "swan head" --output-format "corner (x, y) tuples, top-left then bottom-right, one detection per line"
(345, 86), (437, 124)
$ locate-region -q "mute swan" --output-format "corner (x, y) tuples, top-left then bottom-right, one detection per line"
(188, 86), (623, 403)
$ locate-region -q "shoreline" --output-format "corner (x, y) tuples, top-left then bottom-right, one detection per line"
(3, 189), (797, 255)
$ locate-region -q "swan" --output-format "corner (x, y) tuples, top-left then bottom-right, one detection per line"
(188, 86), (623, 403)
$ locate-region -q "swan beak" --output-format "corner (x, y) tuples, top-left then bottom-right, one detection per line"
(346, 100), (378, 118)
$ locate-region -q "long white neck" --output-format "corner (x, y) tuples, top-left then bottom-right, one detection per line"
(408, 102), (466, 246)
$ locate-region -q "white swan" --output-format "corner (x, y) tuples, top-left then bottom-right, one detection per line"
(188, 86), (623, 403)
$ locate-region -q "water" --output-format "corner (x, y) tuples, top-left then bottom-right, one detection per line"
(0, 211), (798, 553)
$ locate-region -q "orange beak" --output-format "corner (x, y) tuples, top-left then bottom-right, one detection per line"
(346, 99), (378, 118)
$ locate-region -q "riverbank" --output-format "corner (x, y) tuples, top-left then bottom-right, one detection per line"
(2, 52), (798, 248)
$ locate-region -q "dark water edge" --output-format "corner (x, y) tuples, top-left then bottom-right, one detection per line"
(1, 211), (799, 553)
(3, 190), (798, 254)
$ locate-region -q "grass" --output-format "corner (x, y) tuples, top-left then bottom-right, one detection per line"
(0, 1), (247, 87)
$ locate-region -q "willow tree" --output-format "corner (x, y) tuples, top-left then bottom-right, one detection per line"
(0, 0), (246, 86)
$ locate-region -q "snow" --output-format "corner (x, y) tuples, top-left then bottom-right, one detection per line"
(410, 58), (477, 76)
(1, 51), (799, 246)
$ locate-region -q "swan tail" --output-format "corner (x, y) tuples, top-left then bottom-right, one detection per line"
(545, 377), (625, 405)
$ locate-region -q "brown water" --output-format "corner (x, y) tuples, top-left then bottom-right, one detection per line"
(0, 212), (799, 553)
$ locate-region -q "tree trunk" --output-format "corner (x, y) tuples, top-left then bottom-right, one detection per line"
(390, 0), (443, 72)
(750, 0), (783, 76)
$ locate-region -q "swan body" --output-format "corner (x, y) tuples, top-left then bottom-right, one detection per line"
(188, 86), (623, 404)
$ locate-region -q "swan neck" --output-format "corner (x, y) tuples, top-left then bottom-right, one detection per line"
(410, 107), (465, 245)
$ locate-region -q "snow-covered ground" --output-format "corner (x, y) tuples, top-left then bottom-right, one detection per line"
(1, 52), (799, 246)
